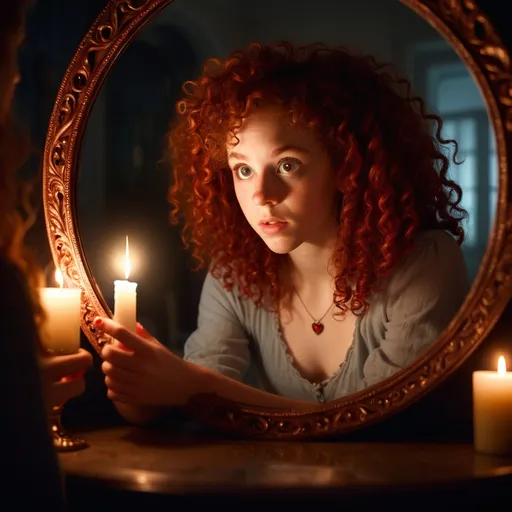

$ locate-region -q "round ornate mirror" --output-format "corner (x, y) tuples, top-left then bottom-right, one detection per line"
(43, 0), (512, 439)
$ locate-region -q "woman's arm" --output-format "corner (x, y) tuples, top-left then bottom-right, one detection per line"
(99, 319), (317, 426)
(362, 230), (470, 387)
(192, 360), (318, 409)
(104, 271), (319, 425)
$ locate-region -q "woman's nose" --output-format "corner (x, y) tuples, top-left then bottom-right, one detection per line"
(252, 173), (281, 206)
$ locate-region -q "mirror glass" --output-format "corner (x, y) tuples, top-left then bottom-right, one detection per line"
(77, 0), (498, 403)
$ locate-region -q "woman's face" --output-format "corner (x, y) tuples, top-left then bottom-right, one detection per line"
(226, 106), (339, 254)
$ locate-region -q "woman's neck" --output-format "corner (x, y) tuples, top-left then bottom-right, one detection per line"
(286, 238), (337, 293)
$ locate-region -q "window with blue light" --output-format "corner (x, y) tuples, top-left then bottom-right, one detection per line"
(409, 43), (498, 279)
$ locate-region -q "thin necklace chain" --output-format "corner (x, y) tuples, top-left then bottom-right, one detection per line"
(292, 285), (333, 323)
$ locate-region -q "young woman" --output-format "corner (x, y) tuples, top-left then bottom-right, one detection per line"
(97, 42), (469, 424)
(1, 1), (92, 506)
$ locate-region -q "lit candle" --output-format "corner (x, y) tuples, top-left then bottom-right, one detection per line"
(473, 356), (512, 456)
(113, 236), (137, 332)
(39, 269), (81, 354)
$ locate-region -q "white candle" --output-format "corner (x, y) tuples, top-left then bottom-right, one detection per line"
(39, 269), (81, 354)
(473, 356), (512, 456)
(113, 236), (137, 332)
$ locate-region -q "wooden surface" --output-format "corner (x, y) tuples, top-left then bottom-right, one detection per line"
(59, 422), (512, 499)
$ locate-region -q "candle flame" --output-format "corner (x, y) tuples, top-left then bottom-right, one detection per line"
(55, 268), (63, 289)
(497, 356), (507, 375)
(124, 236), (131, 280)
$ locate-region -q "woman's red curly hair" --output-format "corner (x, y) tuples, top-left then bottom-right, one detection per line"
(167, 42), (467, 317)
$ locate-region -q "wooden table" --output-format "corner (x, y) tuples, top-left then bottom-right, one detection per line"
(59, 422), (512, 510)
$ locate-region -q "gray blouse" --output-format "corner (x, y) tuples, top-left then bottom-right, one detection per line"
(183, 230), (470, 403)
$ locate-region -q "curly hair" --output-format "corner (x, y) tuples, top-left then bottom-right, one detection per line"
(168, 41), (467, 317)
(0, 0), (44, 325)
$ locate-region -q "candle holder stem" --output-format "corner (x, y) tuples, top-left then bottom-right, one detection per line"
(50, 404), (88, 452)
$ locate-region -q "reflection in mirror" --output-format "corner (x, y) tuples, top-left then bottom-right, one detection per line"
(77, 0), (498, 406)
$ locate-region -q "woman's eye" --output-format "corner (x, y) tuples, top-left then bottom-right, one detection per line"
(236, 165), (253, 179)
(278, 159), (300, 174)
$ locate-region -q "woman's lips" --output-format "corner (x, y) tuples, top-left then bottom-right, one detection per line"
(259, 221), (288, 235)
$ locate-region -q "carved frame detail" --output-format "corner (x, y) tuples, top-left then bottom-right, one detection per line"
(43, 0), (512, 439)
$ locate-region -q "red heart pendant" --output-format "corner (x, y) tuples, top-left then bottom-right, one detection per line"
(312, 322), (324, 335)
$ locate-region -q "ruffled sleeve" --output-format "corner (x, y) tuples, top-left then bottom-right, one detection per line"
(362, 230), (470, 386)
(183, 271), (251, 381)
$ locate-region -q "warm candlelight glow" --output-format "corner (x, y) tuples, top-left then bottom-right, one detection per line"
(124, 235), (131, 280)
(113, 236), (140, 278)
(497, 356), (507, 375)
(55, 268), (63, 288)
(473, 354), (512, 455)
(40, 267), (81, 354)
(114, 235), (138, 332)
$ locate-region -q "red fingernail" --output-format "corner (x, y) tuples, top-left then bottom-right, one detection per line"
(61, 370), (85, 383)
(95, 318), (102, 326)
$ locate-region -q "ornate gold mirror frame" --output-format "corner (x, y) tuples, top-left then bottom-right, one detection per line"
(43, 0), (512, 439)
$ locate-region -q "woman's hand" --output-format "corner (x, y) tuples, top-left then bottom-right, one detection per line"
(39, 348), (93, 411)
(96, 317), (203, 407)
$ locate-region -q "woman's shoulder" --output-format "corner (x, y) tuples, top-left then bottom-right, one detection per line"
(0, 255), (39, 350)
(201, 267), (266, 316)
(413, 227), (462, 252)
(196, 267), (274, 342)
(0, 254), (17, 274)
(400, 228), (465, 274)
(202, 268), (242, 302)
(384, 228), (469, 300)
(415, 228), (462, 250)
(0, 256), (37, 322)
(0, 256), (28, 297)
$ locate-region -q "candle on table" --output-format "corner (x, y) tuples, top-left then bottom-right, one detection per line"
(39, 269), (81, 354)
(113, 236), (138, 332)
(473, 356), (512, 456)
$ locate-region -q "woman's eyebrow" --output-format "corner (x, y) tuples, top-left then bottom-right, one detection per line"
(228, 145), (310, 161)
(228, 151), (247, 160)
(271, 145), (310, 157)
